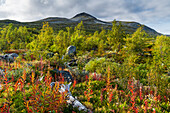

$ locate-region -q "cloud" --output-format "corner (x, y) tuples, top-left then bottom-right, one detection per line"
(0, 0), (170, 34)
(0, 0), (5, 5)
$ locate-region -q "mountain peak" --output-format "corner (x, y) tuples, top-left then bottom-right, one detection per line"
(71, 12), (97, 21)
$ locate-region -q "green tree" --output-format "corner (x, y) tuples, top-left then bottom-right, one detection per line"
(74, 21), (85, 36)
(124, 27), (148, 55)
(52, 30), (66, 54)
(152, 35), (170, 71)
(123, 27), (148, 65)
(148, 35), (170, 95)
(107, 20), (125, 52)
(98, 40), (104, 55)
(0, 24), (14, 50)
(84, 31), (99, 51)
(36, 22), (54, 51)
(71, 21), (86, 50)
(0, 24), (32, 50)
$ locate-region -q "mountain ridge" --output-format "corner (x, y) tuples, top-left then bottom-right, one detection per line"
(71, 12), (97, 20)
(0, 12), (163, 36)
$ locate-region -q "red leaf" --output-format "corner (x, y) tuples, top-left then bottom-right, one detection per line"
(73, 80), (76, 88)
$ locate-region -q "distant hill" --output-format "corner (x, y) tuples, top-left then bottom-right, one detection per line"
(0, 12), (162, 36)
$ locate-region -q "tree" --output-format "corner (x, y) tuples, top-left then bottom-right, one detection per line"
(74, 21), (85, 36)
(124, 27), (147, 55)
(152, 35), (170, 71)
(149, 35), (170, 95)
(98, 40), (104, 55)
(36, 22), (54, 51)
(71, 21), (86, 50)
(0, 24), (32, 50)
(107, 20), (125, 52)
(0, 24), (13, 50)
(52, 30), (66, 54)
(123, 27), (148, 65)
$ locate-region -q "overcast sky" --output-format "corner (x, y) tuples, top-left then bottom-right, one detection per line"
(0, 0), (170, 35)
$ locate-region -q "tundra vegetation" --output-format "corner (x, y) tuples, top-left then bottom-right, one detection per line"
(0, 21), (169, 112)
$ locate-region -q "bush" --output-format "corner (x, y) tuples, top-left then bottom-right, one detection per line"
(85, 57), (106, 73)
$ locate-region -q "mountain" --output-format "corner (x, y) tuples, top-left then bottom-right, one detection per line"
(71, 12), (97, 21)
(0, 12), (162, 36)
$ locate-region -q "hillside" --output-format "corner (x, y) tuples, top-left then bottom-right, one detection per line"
(0, 12), (169, 113)
(0, 12), (161, 36)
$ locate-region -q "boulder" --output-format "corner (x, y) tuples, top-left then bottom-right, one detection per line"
(59, 70), (73, 82)
(4, 54), (8, 58)
(3, 53), (18, 63)
(50, 69), (59, 81)
(4, 54), (14, 63)
(10, 53), (18, 58)
(66, 45), (76, 57)
(50, 69), (73, 82)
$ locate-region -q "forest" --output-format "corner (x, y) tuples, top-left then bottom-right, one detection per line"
(0, 21), (169, 112)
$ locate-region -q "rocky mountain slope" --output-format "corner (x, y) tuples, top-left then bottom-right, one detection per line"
(0, 12), (162, 36)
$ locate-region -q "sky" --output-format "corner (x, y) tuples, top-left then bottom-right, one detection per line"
(0, 0), (170, 35)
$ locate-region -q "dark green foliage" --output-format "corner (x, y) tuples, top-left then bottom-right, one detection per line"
(0, 24), (33, 50)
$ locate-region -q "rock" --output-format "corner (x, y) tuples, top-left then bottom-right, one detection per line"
(10, 53), (18, 58)
(59, 70), (73, 82)
(4, 54), (14, 63)
(50, 69), (73, 82)
(4, 54), (8, 58)
(50, 82), (56, 89)
(66, 45), (76, 57)
(50, 82), (92, 112)
(50, 69), (60, 78)
(2, 53), (18, 63)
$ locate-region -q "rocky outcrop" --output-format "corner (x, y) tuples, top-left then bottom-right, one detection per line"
(10, 53), (19, 58)
(50, 69), (73, 82)
(1, 53), (18, 63)
(50, 82), (92, 112)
